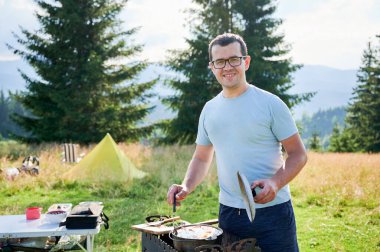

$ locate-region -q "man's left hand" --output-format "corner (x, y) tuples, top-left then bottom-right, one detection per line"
(251, 179), (279, 204)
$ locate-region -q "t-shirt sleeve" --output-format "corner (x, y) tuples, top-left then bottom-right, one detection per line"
(270, 96), (298, 141)
(195, 105), (212, 146)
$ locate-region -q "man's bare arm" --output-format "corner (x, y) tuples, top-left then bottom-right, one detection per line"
(274, 133), (308, 189)
(167, 144), (214, 205)
(253, 133), (307, 204)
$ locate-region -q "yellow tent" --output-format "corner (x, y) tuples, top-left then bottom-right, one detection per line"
(64, 133), (146, 182)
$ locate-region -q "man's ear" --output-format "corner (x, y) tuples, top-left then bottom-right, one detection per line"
(244, 56), (251, 71)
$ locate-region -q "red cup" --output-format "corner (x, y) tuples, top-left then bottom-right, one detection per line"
(26, 207), (42, 220)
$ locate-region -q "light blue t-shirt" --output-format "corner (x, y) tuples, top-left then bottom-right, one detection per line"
(196, 84), (298, 209)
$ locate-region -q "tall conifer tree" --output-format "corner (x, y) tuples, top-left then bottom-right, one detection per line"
(235, 0), (313, 107)
(9, 0), (156, 143)
(161, 0), (232, 144)
(162, 0), (313, 144)
(345, 37), (380, 152)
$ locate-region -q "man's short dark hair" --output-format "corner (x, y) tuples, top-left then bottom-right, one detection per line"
(208, 33), (248, 61)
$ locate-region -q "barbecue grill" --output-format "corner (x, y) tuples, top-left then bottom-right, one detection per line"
(140, 229), (261, 252)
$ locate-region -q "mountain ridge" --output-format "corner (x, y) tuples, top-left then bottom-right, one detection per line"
(0, 60), (358, 120)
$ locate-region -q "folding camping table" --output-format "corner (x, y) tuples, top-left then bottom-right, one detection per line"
(0, 214), (100, 252)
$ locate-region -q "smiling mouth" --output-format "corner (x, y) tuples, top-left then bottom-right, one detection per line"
(223, 73), (235, 78)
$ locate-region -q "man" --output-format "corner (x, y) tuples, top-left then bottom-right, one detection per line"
(167, 33), (307, 251)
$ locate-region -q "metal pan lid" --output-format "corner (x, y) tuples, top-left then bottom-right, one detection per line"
(237, 171), (255, 223)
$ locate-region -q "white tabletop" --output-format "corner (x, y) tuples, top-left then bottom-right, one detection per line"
(0, 215), (100, 238)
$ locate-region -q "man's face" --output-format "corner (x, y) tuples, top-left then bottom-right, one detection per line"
(209, 42), (251, 90)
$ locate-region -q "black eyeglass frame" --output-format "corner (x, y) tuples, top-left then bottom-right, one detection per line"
(210, 56), (248, 69)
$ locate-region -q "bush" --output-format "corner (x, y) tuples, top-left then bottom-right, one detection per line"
(0, 140), (30, 160)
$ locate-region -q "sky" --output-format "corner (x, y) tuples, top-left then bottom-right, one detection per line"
(0, 0), (380, 70)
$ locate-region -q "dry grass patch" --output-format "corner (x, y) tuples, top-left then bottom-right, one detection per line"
(292, 151), (380, 207)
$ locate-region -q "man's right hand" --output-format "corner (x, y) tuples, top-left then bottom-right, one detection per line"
(167, 184), (189, 206)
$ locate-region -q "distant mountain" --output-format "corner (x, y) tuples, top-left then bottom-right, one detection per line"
(140, 64), (358, 121)
(0, 60), (35, 94)
(0, 60), (176, 124)
(0, 60), (358, 122)
(0, 61), (358, 147)
(290, 65), (357, 119)
(138, 64), (358, 119)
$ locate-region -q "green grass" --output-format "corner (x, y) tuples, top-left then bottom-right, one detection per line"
(0, 147), (379, 251)
(0, 179), (219, 251)
(293, 195), (380, 251)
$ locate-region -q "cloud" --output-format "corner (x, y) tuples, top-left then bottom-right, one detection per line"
(0, 0), (38, 57)
(1, 0), (379, 69)
(10, 0), (36, 10)
(121, 0), (193, 62)
(279, 0), (380, 69)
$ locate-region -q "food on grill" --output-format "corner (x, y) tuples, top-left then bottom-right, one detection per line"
(175, 225), (222, 240)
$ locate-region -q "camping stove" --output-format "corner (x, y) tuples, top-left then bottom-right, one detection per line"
(141, 233), (176, 252)
(141, 232), (261, 252)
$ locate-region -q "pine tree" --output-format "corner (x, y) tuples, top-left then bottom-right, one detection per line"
(309, 131), (321, 152)
(161, 0), (232, 144)
(328, 123), (342, 152)
(345, 36), (380, 152)
(234, 0), (314, 107)
(162, 0), (314, 144)
(8, 0), (156, 143)
(338, 128), (356, 152)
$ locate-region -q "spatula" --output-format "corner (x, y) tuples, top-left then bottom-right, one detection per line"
(172, 192), (177, 228)
(147, 216), (181, 226)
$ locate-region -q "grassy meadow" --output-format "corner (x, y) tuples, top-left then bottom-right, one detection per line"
(0, 143), (379, 251)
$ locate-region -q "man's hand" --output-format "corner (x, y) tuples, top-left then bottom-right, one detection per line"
(167, 184), (189, 206)
(251, 179), (279, 204)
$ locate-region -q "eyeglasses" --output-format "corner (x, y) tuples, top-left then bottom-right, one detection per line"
(210, 56), (247, 69)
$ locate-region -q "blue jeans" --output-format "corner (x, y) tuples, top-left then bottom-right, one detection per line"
(218, 200), (299, 252)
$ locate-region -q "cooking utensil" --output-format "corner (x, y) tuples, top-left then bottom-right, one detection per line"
(48, 203), (72, 213)
(237, 171), (256, 223)
(145, 215), (169, 223)
(169, 224), (223, 252)
(193, 218), (218, 225)
(44, 210), (67, 224)
(173, 192), (177, 213)
(146, 216), (180, 226)
(172, 192), (177, 227)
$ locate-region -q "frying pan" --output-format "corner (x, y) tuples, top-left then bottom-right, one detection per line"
(169, 224), (223, 252)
